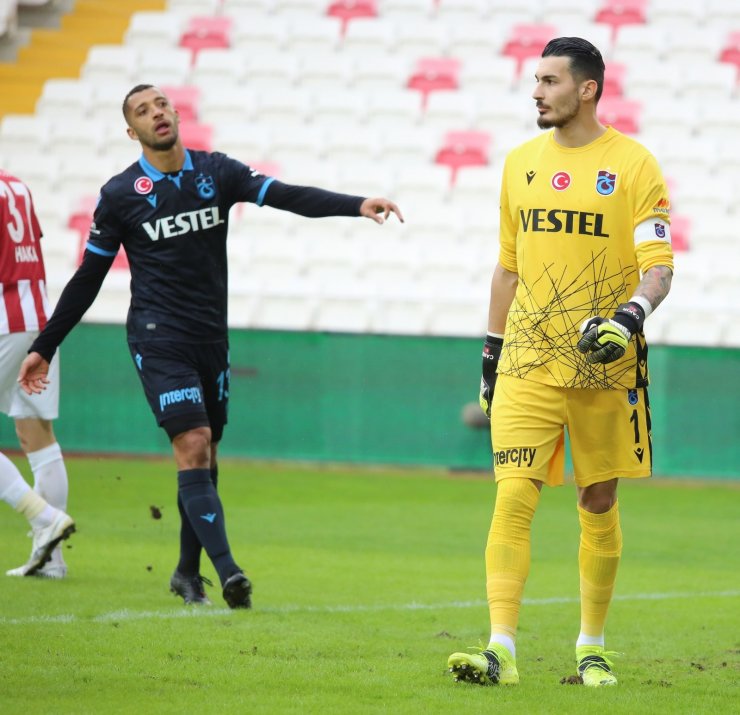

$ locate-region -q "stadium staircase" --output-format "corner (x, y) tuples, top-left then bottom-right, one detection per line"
(0, 0), (166, 117)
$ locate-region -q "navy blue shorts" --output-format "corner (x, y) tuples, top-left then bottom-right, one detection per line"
(128, 340), (230, 442)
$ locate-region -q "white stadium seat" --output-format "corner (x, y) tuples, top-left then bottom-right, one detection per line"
(124, 11), (182, 48)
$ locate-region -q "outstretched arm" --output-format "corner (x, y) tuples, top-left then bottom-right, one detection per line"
(260, 181), (403, 223)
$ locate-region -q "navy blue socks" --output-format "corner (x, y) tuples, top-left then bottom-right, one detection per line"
(177, 467), (238, 585)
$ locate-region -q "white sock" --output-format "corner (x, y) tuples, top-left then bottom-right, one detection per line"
(0, 452), (32, 507)
(29, 503), (58, 529)
(28, 442), (68, 511)
(576, 632), (605, 648)
(488, 634), (516, 659)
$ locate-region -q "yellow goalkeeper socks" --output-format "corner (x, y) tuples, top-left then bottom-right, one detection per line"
(486, 478), (541, 650)
(578, 501), (622, 642)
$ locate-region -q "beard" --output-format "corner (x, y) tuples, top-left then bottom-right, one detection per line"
(141, 128), (179, 151)
(142, 132), (178, 151)
(536, 96), (581, 129)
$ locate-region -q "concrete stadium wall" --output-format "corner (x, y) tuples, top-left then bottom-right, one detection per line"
(1, 324), (738, 479)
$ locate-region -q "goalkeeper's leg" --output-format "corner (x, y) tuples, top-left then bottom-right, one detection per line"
(448, 477), (540, 685)
(576, 480), (621, 685)
(487, 477), (541, 655)
(577, 480), (621, 645)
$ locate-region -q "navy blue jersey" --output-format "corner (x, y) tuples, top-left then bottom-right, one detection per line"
(89, 150), (271, 343)
(29, 149), (363, 362)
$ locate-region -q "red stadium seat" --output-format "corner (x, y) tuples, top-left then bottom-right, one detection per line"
(502, 24), (557, 78)
(594, 0), (647, 43)
(670, 214), (690, 252)
(178, 121), (213, 152)
(434, 130), (491, 185)
(597, 97), (641, 134)
(326, 0), (377, 36)
(160, 85), (201, 122)
(406, 57), (461, 109)
(69, 196), (129, 270)
(179, 16), (232, 62)
(719, 31), (740, 81)
(602, 61), (626, 98)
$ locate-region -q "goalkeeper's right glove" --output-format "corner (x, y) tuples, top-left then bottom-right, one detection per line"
(480, 334), (504, 419)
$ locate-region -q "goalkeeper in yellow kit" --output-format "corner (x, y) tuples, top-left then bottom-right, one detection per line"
(448, 37), (673, 687)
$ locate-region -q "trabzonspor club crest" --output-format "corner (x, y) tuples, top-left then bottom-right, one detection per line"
(596, 170), (617, 195)
(195, 173), (216, 199)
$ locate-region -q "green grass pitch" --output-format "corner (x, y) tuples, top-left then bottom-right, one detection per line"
(1, 456), (738, 714)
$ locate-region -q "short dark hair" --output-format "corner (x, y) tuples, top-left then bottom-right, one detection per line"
(541, 37), (605, 102)
(122, 84), (156, 121)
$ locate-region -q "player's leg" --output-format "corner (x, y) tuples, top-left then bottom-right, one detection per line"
(10, 419), (70, 578)
(568, 386), (652, 686)
(13, 352), (68, 514)
(0, 335), (74, 576)
(170, 427), (250, 608)
(129, 340), (249, 608)
(174, 431), (220, 583)
(197, 343), (252, 609)
(448, 375), (566, 685)
(0, 450), (75, 575)
(575, 479), (620, 686)
(11, 355), (70, 577)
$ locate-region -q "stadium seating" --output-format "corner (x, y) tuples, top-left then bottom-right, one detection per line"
(383, 0), (435, 21)
(176, 120), (213, 152)
(178, 15), (232, 61)
(286, 16), (343, 56)
(124, 11), (182, 48)
(326, 0), (377, 35)
(437, 0), (491, 24)
(406, 58), (461, 108)
(596, 96), (641, 134)
(502, 24), (558, 77)
(422, 90), (476, 131)
(594, 0), (647, 43)
(719, 30), (740, 78)
(394, 20), (449, 59)
(1, 0), (735, 344)
(434, 130), (491, 184)
(159, 84), (200, 121)
(447, 22), (504, 61)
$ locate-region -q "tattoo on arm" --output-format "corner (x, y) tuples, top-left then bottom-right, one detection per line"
(634, 265), (673, 311)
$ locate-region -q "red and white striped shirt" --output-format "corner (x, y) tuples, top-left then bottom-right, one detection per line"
(0, 170), (50, 334)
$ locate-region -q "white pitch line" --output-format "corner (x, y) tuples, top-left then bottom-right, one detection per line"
(1, 590), (738, 626)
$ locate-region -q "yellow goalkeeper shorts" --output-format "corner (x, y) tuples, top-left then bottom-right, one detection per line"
(490, 374), (652, 487)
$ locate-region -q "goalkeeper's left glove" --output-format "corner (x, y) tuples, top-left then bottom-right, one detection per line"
(577, 302), (646, 364)
(479, 334), (504, 418)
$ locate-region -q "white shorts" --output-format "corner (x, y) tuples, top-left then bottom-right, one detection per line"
(0, 331), (60, 420)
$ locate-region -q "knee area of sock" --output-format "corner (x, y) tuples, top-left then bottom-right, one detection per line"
(177, 468), (213, 490)
(493, 478), (540, 521)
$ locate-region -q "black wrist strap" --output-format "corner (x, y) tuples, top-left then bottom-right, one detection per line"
(612, 302), (645, 335)
(483, 335), (503, 361)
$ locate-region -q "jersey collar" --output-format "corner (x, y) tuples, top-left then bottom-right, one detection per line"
(138, 150), (194, 188)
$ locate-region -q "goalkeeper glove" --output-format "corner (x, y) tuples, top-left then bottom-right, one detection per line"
(577, 302), (646, 364)
(480, 334), (504, 418)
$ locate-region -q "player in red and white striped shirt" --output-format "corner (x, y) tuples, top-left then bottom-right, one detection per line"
(0, 170), (75, 578)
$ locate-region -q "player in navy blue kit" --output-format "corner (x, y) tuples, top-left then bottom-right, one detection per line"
(18, 84), (404, 609)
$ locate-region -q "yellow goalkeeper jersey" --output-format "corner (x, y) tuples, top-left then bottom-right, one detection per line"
(498, 126), (674, 389)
